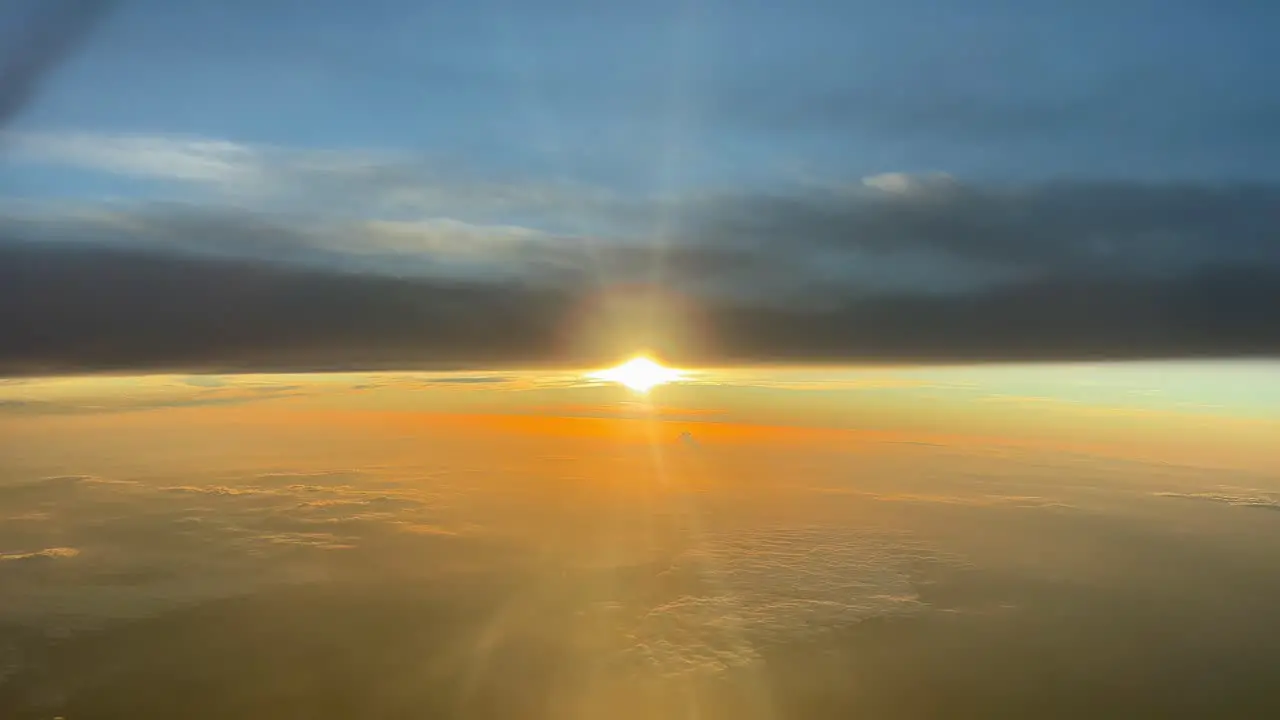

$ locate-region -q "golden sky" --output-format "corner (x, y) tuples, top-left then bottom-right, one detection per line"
(3, 360), (1277, 474)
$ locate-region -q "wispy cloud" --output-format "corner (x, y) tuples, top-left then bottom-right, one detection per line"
(719, 376), (944, 391)
(9, 132), (264, 186)
(529, 403), (728, 420)
(979, 395), (1076, 405)
(4, 131), (428, 209)
(1155, 490), (1280, 511)
(622, 525), (944, 676)
(417, 375), (519, 385)
(816, 488), (1074, 510)
(0, 468), (470, 625)
(0, 377), (308, 414)
(0, 546), (80, 562)
(4, 130), (618, 225)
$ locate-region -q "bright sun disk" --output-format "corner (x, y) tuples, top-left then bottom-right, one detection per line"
(589, 357), (683, 393)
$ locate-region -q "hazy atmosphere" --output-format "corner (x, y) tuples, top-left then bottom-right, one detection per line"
(3, 1), (1280, 718)
(4, 366), (1280, 717)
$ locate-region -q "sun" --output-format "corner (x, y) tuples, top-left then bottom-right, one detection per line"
(589, 356), (683, 393)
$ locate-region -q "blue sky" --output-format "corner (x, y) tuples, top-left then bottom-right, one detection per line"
(5, 0), (1279, 206)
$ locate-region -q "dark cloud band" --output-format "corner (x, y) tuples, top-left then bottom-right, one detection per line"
(1, 233), (1277, 376)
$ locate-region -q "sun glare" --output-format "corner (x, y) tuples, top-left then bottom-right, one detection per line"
(589, 357), (683, 393)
